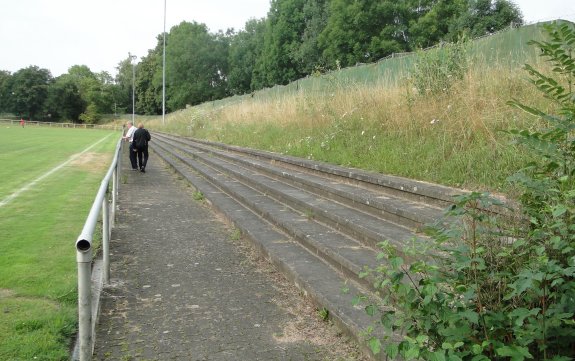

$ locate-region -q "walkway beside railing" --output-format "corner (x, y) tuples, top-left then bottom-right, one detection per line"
(72, 138), (123, 361)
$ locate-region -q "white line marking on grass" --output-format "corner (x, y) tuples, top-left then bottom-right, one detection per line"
(0, 134), (115, 208)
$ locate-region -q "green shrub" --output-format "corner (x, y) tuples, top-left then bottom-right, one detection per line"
(360, 22), (575, 361)
(78, 103), (101, 124)
(411, 38), (468, 96)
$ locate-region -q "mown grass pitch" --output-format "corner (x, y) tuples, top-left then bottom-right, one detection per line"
(0, 125), (119, 360)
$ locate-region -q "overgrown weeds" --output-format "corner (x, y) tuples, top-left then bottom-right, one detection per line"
(357, 21), (575, 361)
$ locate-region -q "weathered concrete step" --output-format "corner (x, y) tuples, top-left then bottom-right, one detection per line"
(155, 133), (444, 230)
(154, 135), (430, 251)
(151, 142), (393, 360)
(157, 133), (464, 209)
(152, 140), (386, 292)
(156, 133), (440, 231)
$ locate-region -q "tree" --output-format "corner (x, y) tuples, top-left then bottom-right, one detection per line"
(318, 0), (410, 69)
(63, 65), (114, 123)
(294, 0), (330, 74)
(44, 76), (86, 121)
(253, 0), (307, 88)
(115, 57), (136, 115)
(0, 65), (118, 122)
(0, 70), (11, 113)
(166, 21), (230, 109)
(210, 30), (232, 99)
(367, 1), (412, 59)
(135, 39), (163, 115)
(408, 0), (468, 49)
(449, 0), (523, 39)
(228, 18), (266, 95)
(7, 66), (52, 120)
(92, 71), (116, 115)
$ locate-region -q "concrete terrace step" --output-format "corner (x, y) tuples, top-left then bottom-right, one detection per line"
(156, 132), (446, 231)
(149, 133), (461, 360)
(152, 139), (383, 291)
(164, 134), (464, 209)
(151, 142), (390, 360)
(153, 135), (425, 252)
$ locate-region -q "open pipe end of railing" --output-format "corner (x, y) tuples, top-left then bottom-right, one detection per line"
(76, 236), (94, 264)
(76, 239), (91, 252)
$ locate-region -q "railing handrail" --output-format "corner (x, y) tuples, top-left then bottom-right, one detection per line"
(75, 139), (122, 253)
(0, 119), (121, 131)
(73, 137), (123, 361)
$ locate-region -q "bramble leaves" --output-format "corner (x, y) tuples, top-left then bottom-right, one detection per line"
(359, 21), (575, 361)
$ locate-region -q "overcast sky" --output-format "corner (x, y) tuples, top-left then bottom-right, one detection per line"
(0, 0), (574, 78)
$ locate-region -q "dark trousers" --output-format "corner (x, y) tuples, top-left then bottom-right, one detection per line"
(137, 147), (149, 170)
(129, 142), (138, 170)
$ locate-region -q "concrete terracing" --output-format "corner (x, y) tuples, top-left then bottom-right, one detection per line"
(94, 145), (367, 360)
(95, 133), (467, 360)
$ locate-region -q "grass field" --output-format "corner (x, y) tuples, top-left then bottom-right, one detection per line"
(0, 125), (119, 360)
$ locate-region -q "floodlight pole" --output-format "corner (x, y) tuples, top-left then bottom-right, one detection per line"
(128, 52), (136, 124)
(162, 0), (167, 125)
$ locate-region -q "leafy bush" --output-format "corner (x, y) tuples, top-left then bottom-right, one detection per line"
(78, 103), (101, 124)
(411, 39), (468, 96)
(360, 22), (575, 361)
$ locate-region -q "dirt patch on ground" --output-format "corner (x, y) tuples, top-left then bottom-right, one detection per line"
(70, 152), (110, 173)
(69, 152), (110, 173)
(0, 289), (16, 299)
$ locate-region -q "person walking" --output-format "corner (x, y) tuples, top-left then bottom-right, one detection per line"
(122, 121), (138, 171)
(133, 122), (151, 173)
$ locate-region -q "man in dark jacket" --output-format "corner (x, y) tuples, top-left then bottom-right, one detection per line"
(133, 122), (151, 173)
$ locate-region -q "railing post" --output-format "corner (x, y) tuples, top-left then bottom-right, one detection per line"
(111, 168), (117, 229)
(102, 195), (110, 284)
(119, 141), (124, 180)
(76, 249), (93, 361)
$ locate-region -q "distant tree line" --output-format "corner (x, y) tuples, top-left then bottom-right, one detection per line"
(0, 65), (130, 123)
(0, 0), (522, 122)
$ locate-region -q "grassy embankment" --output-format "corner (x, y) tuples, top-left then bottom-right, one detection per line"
(148, 22), (557, 197)
(0, 126), (119, 360)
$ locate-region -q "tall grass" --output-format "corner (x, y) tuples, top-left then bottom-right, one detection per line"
(149, 24), (553, 195)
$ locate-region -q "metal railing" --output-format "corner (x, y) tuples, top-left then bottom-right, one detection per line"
(0, 119), (121, 130)
(73, 138), (123, 361)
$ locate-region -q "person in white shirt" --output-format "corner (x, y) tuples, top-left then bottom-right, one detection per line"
(123, 121), (138, 170)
